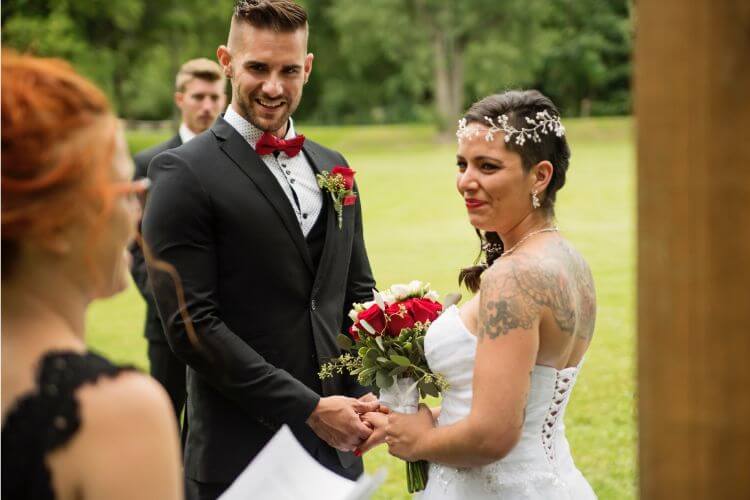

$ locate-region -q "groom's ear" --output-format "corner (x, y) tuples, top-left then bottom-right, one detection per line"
(303, 52), (314, 84)
(217, 45), (233, 79)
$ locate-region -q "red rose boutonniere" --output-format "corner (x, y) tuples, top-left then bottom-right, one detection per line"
(316, 166), (357, 229)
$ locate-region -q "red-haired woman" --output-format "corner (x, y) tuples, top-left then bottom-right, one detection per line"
(1, 52), (183, 500)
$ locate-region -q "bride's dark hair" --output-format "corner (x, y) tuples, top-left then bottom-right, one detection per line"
(458, 90), (571, 293)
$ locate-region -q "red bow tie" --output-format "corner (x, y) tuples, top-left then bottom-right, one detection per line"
(255, 132), (306, 157)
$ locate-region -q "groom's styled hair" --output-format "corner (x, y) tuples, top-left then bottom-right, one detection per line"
(233, 0), (308, 32)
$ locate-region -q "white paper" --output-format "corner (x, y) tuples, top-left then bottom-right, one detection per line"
(219, 425), (386, 500)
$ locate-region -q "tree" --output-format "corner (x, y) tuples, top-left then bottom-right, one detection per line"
(1, 0), (234, 118)
(534, 0), (632, 116)
(2, 0), (632, 122)
(330, 0), (543, 130)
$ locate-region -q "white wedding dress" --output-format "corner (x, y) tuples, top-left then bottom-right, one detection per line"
(420, 305), (596, 499)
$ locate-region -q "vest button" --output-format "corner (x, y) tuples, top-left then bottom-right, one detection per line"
(311, 299), (317, 311)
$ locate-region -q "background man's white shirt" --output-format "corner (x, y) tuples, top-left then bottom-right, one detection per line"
(179, 122), (197, 144)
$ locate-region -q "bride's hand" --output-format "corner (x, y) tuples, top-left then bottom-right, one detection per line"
(385, 404), (434, 461)
(355, 410), (389, 454)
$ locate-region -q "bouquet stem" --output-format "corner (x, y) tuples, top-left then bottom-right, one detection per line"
(407, 459), (429, 493)
(379, 377), (430, 493)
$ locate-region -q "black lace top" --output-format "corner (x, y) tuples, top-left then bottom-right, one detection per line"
(2, 351), (134, 500)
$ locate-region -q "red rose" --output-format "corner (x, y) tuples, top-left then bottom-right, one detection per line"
(385, 302), (416, 337)
(411, 299), (443, 324)
(348, 324), (360, 342)
(343, 194), (357, 206)
(356, 304), (386, 335)
(331, 166), (355, 190)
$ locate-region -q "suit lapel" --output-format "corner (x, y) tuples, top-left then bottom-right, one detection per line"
(212, 118), (314, 274)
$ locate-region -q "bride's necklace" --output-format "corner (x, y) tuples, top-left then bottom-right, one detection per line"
(502, 226), (559, 257)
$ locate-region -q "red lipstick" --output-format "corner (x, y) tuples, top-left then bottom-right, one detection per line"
(465, 198), (486, 209)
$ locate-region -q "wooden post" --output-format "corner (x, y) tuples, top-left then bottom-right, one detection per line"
(637, 1), (750, 498)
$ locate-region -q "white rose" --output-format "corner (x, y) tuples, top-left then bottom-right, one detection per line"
(389, 284), (410, 301)
(425, 290), (440, 301)
(407, 280), (424, 294)
(381, 293), (395, 305)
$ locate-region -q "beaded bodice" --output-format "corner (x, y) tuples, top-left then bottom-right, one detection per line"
(422, 306), (592, 498)
(2, 351), (133, 500)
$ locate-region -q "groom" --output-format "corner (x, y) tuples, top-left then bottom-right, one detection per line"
(142, 1), (377, 498)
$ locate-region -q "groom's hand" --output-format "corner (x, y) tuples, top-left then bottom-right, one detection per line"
(306, 396), (379, 451)
(357, 392), (378, 404)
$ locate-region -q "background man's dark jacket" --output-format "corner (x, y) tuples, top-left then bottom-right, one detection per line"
(130, 134), (186, 420)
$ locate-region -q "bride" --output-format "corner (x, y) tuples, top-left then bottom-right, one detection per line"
(363, 89), (597, 499)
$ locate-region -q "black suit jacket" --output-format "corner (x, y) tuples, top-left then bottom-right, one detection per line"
(142, 118), (375, 483)
(130, 134), (182, 342)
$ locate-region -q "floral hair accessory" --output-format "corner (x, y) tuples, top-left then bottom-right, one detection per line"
(456, 110), (566, 146)
(317, 166), (356, 229)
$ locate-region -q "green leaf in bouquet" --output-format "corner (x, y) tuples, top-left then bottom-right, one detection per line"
(365, 348), (379, 361)
(415, 338), (425, 356)
(358, 373), (375, 386)
(389, 365), (408, 377)
(390, 354), (412, 367)
(358, 347), (368, 357)
(337, 334), (353, 350)
(375, 336), (385, 351)
(376, 369), (394, 389)
(362, 355), (375, 369)
(376, 356), (390, 364)
(420, 381), (440, 397)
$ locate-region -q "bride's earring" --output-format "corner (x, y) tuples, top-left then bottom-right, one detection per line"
(531, 190), (541, 209)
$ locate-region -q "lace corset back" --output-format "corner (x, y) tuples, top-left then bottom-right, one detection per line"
(1, 351), (133, 500)
(422, 305), (596, 499)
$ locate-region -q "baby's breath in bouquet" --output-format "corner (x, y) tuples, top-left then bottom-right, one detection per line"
(319, 281), (449, 493)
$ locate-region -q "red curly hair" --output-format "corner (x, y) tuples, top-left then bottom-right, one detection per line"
(2, 51), (119, 276)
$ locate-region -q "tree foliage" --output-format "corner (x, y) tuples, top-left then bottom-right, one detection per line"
(2, 0), (632, 124)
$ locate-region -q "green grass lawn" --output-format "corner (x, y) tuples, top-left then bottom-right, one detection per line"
(89, 118), (635, 499)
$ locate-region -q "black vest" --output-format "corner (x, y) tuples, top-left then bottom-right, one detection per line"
(305, 196), (328, 271)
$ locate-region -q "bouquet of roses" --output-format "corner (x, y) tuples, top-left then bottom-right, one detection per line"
(319, 280), (450, 493)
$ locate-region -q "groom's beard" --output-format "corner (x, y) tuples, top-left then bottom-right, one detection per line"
(235, 89), (300, 135)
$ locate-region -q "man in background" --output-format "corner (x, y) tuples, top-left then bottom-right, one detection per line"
(130, 58), (226, 421)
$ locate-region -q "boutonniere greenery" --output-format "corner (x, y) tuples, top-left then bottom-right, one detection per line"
(316, 166), (357, 229)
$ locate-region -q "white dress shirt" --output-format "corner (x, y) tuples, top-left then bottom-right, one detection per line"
(178, 122), (197, 144)
(223, 107), (323, 237)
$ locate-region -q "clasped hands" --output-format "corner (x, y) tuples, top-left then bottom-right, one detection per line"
(307, 394), (435, 459)
(306, 393), (380, 452)
(360, 401), (436, 461)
